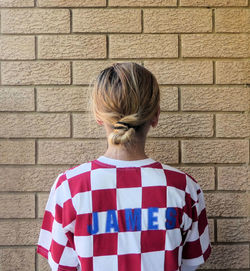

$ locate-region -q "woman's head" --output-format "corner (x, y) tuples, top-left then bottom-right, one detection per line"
(90, 62), (160, 147)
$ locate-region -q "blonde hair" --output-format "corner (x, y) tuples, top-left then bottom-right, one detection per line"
(90, 62), (160, 146)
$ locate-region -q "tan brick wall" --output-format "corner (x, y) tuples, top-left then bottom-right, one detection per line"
(0, 1), (249, 270)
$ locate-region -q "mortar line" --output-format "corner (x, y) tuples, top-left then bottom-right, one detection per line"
(0, 6), (249, 9)
(107, 34), (109, 59)
(212, 8), (215, 33)
(178, 34), (181, 58)
(69, 8), (72, 33)
(214, 218), (217, 243)
(141, 9), (144, 33)
(70, 113), (73, 138)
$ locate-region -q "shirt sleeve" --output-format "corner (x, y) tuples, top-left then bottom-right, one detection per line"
(181, 174), (212, 266)
(36, 172), (79, 271)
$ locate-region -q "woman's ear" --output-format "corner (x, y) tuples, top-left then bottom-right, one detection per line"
(151, 106), (160, 128)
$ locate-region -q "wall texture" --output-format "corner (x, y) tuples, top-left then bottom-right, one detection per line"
(0, 0), (249, 270)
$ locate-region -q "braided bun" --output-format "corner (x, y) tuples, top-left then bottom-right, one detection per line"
(108, 113), (146, 145)
(109, 122), (136, 145)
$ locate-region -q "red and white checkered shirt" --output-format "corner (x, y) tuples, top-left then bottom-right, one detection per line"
(37, 156), (211, 271)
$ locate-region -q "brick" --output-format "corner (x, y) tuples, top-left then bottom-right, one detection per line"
(146, 139), (179, 164)
(73, 68), (177, 109)
(37, 86), (90, 112)
(72, 9), (141, 33)
(182, 34), (249, 58)
(182, 139), (249, 163)
(38, 35), (106, 59)
(0, 0), (34, 7)
(160, 87), (178, 111)
(216, 113), (250, 138)
(38, 139), (179, 165)
(181, 86), (249, 111)
(144, 60), (213, 84)
(0, 113), (70, 138)
(149, 113), (213, 137)
(215, 8), (250, 33)
(109, 34), (178, 58)
(0, 219), (41, 245)
(176, 166), (215, 190)
(144, 9), (212, 33)
(0, 87), (34, 111)
(201, 245), (249, 269)
(38, 254), (50, 271)
(0, 166), (68, 191)
(71, 86), (178, 111)
(204, 192), (248, 217)
(0, 248), (35, 271)
(38, 193), (50, 218)
(73, 60), (143, 85)
(218, 166), (249, 191)
(109, 0), (177, 6)
(248, 191), (250, 217)
(1, 9), (70, 34)
(0, 36), (35, 60)
(1, 61), (71, 85)
(73, 113), (213, 138)
(0, 140), (35, 164)
(0, 194), (35, 218)
(73, 113), (105, 138)
(216, 60), (250, 84)
(37, 0), (106, 7)
(180, 0), (248, 6)
(73, 60), (117, 85)
(217, 219), (250, 242)
(38, 139), (107, 164)
(207, 219), (214, 242)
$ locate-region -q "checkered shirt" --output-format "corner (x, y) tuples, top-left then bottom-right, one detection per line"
(37, 156), (211, 271)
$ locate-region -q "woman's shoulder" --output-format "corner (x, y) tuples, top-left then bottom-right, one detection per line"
(160, 162), (187, 175)
(159, 161), (201, 196)
(63, 161), (93, 179)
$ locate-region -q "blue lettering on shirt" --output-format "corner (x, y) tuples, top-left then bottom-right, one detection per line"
(166, 208), (177, 229)
(106, 210), (119, 233)
(86, 207), (177, 234)
(148, 207), (159, 230)
(125, 208), (141, 231)
(87, 212), (99, 235)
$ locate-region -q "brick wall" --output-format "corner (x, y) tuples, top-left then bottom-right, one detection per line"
(0, 0), (249, 270)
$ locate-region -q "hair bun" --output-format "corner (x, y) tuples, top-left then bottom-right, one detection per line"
(113, 121), (134, 131)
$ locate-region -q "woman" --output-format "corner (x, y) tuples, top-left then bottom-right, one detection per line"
(37, 62), (211, 271)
